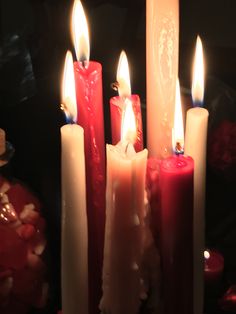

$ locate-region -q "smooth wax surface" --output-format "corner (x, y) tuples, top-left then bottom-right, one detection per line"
(185, 106), (209, 314)
(61, 124), (88, 314)
(160, 155), (194, 314)
(146, 0), (179, 158)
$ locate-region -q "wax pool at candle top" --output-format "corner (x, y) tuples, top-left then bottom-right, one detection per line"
(161, 155), (194, 173)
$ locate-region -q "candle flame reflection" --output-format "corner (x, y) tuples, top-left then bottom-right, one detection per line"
(121, 99), (136, 144)
(192, 36), (204, 105)
(117, 51), (131, 98)
(72, 0), (90, 64)
(173, 79), (184, 154)
(61, 51), (77, 123)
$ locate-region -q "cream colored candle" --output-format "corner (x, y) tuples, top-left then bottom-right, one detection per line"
(146, 0), (179, 158)
(185, 37), (209, 314)
(100, 94), (148, 314)
(61, 51), (88, 314)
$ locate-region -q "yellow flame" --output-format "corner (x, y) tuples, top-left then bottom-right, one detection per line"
(71, 0), (90, 63)
(204, 250), (210, 260)
(192, 36), (204, 104)
(61, 51), (77, 122)
(116, 51), (131, 98)
(121, 99), (136, 144)
(173, 79), (184, 152)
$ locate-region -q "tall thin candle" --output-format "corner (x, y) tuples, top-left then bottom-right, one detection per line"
(61, 51), (88, 314)
(185, 36), (209, 314)
(71, 2), (105, 312)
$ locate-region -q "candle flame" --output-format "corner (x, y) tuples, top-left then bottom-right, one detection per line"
(204, 250), (210, 260)
(61, 51), (77, 123)
(72, 0), (90, 64)
(121, 99), (136, 144)
(116, 50), (131, 98)
(192, 36), (204, 105)
(173, 79), (184, 154)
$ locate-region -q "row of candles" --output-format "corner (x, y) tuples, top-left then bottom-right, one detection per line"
(60, 1), (213, 314)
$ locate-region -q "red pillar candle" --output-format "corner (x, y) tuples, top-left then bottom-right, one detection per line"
(110, 51), (143, 152)
(160, 155), (194, 314)
(204, 250), (224, 286)
(71, 2), (105, 313)
(159, 79), (194, 314)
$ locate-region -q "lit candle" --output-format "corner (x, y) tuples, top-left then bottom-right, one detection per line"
(146, 0), (179, 158)
(61, 51), (88, 314)
(110, 51), (143, 152)
(185, 36), (209, 314)
(159, 79), (194, 314)
(101, 76), (148, 314)
(71, 2), (105, 312)
(204, 250), (224, 286)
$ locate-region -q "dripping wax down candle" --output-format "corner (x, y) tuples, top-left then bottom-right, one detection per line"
(71, 1), (105, 313)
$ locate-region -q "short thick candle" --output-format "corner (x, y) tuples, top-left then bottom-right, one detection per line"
(160, 155), (194, 314)
(101, 98), (148, 314)
(110, 95), (143, 152)
(110, 51), (143, 152)
(101, 142), (148, 314)
(204, 250), (224, 286)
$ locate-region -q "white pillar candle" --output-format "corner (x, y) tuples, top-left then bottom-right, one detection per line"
(146, 0), (179, 158)
(185, 37), (209, 314)
(100, 99), (148, 314)
(61, 51), (88, 314)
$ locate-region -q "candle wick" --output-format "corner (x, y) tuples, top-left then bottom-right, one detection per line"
(81, 60), (86, 68)
(125, 142), (130, 154)
(79, 56), (88, 69)
(175, 142), (184, 155)
(61, 103), (76, 124)
(111, 81), (119, 91)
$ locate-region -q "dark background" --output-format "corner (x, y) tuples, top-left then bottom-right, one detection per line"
(0, 0), (236, 313)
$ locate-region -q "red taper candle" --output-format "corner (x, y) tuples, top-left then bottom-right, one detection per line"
(159, 79), (194, 314)
(72, 2), (105, 313)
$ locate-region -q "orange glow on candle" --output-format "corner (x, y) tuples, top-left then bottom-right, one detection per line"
(61, 51), (77, 122)
(116, 51), (131, 98)
(71, 0), (90, 63)
(173, 79), (184, 153)
(192, 36), (204, 104)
